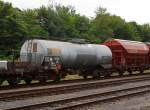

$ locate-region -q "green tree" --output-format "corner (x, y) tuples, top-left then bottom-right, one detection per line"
(0, 1), (26, 50)
(91, 7), (142, 42)
(18, 9), (48, 39)
(137, 24), (150, 42)
(37, 6), (64, 38)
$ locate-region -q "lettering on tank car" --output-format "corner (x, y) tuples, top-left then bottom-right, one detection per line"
(47, 48), (61, 56)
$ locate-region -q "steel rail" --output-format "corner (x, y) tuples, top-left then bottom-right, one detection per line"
(0, 74), (149, 102)
(5, 83), (150, 110)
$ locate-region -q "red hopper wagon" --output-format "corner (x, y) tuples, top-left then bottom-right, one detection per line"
(103, 39), (149, 75)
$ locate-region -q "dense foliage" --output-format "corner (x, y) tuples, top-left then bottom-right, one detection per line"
(1, 1), (150, 59)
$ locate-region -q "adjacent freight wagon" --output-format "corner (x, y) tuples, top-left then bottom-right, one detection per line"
(103, 39), (149, 75)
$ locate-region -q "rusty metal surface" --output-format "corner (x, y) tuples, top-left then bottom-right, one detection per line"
(104, 39), (149, 54)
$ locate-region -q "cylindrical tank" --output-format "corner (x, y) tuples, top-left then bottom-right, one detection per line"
(20, 39), (112, 69)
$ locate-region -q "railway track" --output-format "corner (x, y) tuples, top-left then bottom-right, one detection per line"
(3, 75), (150, 110)
(11, 85), (150, 110)
(1, 73), (150, 101)
(0, 74), (150, 101)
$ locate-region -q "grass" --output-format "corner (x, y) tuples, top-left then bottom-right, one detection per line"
(63, 74), (82, 80)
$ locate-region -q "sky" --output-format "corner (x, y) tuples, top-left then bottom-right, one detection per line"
(3, 0), (150, 24)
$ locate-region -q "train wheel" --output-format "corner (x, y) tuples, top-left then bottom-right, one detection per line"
(139, 69), (144, 74)
(25, 79), (32, 85)
(8, 79), (18, 86)
(104, 72), (111, 78)
(128, 69), (132, 75)
(119, 71), (123, 76)
(92, 70), (100, 79)
(83, 76), (87, 79)
(92, 76), (99, 79)
(0, 78), (3, 85)
(39, 79), (47, 84)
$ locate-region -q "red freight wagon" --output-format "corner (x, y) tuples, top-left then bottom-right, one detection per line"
(145, 43), (150, 66)
(103, 39), (149, 75)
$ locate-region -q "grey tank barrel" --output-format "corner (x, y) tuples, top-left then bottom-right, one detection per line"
(20, 39), (112, 69)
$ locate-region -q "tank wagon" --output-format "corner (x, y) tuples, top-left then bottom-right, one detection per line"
(20, 39), (112, 78)
(103, 39), (150, 75)
(20, 40), (112, 69)
(0, 39), (112, 85)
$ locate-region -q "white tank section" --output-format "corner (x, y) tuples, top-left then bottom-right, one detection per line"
(20, 39), (112, 69)
(0, 61), (8, 70)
